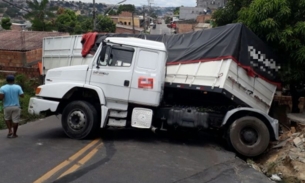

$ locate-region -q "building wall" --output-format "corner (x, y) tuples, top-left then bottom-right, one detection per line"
(118, 17), (141, 27)
(0, 48), (42, 67)
(115, 27), (142, 34)
(197, 0), (225, 9)
(110, 11), (141, 27)
(111, 17), (119, 24)
(26, 48), (42, 64)
(119, 11), (132, 17)
(196, 14), (211, 23)
(0, 66), (40, 78)
(11, 24), (25, 31)
(179, 7), (206, 20)
(177, 23), (196, 34)
(0, 50), (24, 67)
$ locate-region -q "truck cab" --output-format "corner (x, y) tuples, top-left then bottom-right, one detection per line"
(29, 37), (167, 138)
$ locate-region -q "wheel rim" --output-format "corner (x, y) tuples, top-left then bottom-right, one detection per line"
(240, 127), (258, 146)
(68, 110), (87, 131)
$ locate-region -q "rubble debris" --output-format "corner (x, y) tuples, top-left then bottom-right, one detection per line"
(253, 123), (305, 182)
(270, 174), (282, 181)
(272, 139), (289, 149)
(287, 113), (305, 125)
(293, 137), (303, 147)
(292, 132), (301, 137)
(291, 126), (296, 133)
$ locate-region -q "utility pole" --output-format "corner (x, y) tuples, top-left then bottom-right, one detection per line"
(132, 11), (135, 34)
(147, 0), (154, 24)
(93, 0), (96, 30)
(143, 7), (146, 33)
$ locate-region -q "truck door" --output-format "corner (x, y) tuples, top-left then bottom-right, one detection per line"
(89, 44), (135, 103)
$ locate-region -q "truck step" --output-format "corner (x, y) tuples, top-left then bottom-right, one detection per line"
(107, 118), (127, 127)
(109, 110), (128, 118)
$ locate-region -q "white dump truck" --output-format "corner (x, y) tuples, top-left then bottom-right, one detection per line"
(28, 23), (281, 157)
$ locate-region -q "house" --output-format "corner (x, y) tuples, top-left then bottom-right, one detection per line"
(110, 11), (141, 28)
(11, 23), (26, 31)
(0, 30), (68, 69)
(176, 14), (212, 34)
(109, 11), (144, 34)
(179, 7), (207, 20)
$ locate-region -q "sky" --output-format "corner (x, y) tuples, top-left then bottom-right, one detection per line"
(67, 0), (197, 7)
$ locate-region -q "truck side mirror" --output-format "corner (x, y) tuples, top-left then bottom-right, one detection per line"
(99, 43), (107, 62)
(97, 45), (112, 68)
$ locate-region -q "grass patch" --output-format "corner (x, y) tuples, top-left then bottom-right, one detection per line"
(0, 74), (45, 129)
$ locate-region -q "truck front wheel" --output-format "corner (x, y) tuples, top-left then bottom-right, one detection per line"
(62, 101), (99, 139)
(228, 116), (270, 157)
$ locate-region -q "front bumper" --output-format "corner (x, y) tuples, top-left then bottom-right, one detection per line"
(28, 97), (59, 115)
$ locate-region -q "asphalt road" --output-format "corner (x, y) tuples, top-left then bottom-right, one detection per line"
(0, 116), (274, 183)
(150, 20), (173, 35)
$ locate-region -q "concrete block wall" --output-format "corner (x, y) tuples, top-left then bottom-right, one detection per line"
(0, 51), (24, 67)
(26, 48), (42, 63)
(196, 15), (211, 23)
(0, 48), (42, 67)
(177, 24), (196, 33)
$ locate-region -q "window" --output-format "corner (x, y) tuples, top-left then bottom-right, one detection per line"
(98, 45), (134, 67)
(137, 50), (158, 70)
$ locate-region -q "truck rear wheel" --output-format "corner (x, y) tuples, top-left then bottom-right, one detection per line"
(62, 101), (99, 139)
(228, 116), (270, 157)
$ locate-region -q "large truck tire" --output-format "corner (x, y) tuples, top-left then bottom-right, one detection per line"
(62, 101), (99, 140)
(228, 116), (270, 157)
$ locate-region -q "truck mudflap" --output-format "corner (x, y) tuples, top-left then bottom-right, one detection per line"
(28, 97), (59, 115)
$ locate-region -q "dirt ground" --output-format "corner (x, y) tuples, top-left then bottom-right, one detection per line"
(248, 123), (305, 183)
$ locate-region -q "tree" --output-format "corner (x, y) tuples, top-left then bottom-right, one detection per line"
(57, 7), (65, 15)
(237, 0), (305, 82)
(212, 0), (252, 27)
(77, 15), (93, 32)
(117, 4), (135, 14)
(55, 9), (77, 34)
(173, 7), (180, 15)
(151, 12), (157, 19)
(95, 15), (116, 33)
(1, 17), (12, 30)
(237, 0), (305, 112)
(105, 8), (117, 15)
(25, 0), (55, 31)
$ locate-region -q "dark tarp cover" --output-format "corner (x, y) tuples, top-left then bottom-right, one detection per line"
(89, 23), (281, 86)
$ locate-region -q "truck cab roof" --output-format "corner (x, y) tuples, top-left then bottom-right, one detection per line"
(105, 37), (167, 52)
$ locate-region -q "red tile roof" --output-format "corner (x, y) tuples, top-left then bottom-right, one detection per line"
(0, 30), (69, 51)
